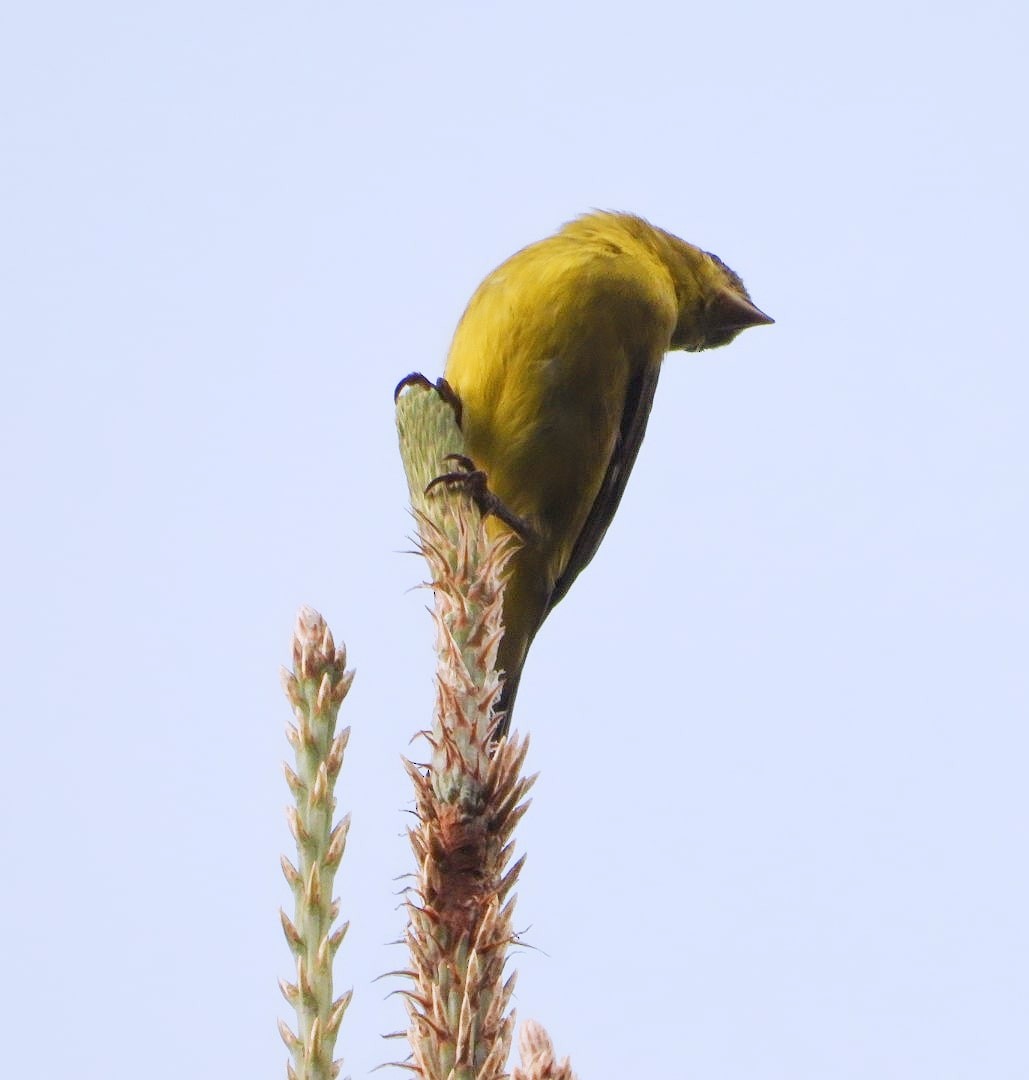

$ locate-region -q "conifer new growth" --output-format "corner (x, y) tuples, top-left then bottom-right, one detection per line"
(279, 608), (354, 1080)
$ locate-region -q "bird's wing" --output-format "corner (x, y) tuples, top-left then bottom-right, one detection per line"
(547, 354), (662, 612)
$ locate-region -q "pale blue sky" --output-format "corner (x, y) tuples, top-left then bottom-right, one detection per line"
(2, 3), (1027, 1077)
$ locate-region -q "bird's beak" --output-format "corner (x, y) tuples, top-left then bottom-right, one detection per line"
(711, 288), (775, 330)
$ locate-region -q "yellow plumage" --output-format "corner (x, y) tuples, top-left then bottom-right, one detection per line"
(443, 211), (772, 732)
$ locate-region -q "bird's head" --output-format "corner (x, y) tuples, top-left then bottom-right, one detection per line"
(664, 240), (774, 352)
(559, 211), (773, 352)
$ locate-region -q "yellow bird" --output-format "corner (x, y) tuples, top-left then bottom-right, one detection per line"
(439, 211), (772, 735)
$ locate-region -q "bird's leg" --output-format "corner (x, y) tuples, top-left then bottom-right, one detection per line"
(397, 373), (529, 536)
(425, 454), (534, 540)
(394, 372), (464, 427)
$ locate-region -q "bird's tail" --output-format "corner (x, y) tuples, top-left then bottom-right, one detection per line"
(491, 663), (522, 741)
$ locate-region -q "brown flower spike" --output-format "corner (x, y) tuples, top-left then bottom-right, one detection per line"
(396, 381), (537, 1080)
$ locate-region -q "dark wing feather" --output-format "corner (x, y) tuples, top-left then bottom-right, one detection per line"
(547, 355), (662, 613)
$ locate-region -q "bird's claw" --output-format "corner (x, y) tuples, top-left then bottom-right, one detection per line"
(425, 454), (532, 540)
(394, 372), (463, 427)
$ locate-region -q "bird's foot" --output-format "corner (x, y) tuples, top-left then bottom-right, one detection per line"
(425, 454), (533, 540)
(394, 372), (463, 426)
